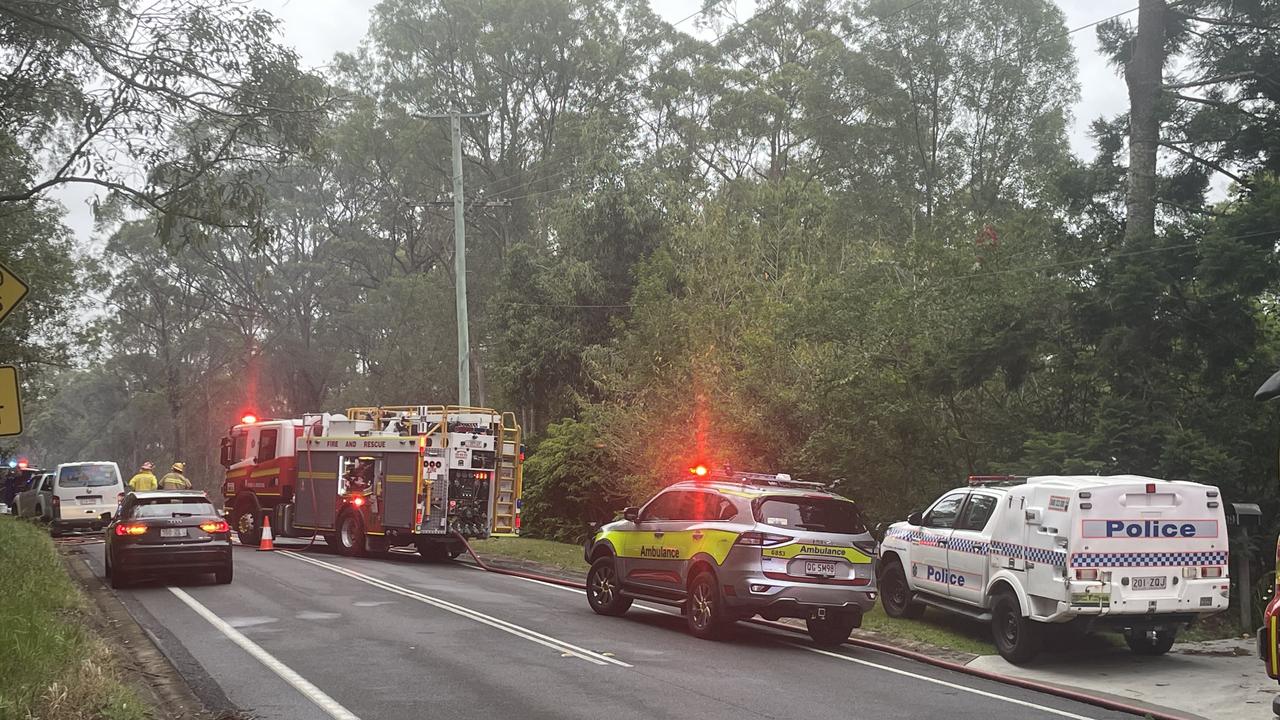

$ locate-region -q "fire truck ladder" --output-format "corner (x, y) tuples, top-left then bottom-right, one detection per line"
(492, 412), (522, 536)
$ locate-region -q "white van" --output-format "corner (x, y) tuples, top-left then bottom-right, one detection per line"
(880, 474), (1230, 663)
(50, 462), (124, 535)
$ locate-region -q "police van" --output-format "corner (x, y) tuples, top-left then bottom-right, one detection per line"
(880, 475), (1229, 663)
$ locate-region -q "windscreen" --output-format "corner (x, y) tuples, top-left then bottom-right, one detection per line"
(131, 498), (218, 518)
(58, 465), (119, 488)
(755, 496), (867, 534)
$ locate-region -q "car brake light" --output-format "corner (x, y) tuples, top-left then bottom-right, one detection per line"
(200, 520), (230, 533)
(115, 523), (147, 536)
(1201, 566), (1223, 578)
(1076, 568), (1098, 581)
(735, 531), (790, 546)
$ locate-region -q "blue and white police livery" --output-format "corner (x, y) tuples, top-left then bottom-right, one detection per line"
(878, 474), (1229, 664)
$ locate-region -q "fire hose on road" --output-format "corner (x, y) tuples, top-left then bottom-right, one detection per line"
(447, 532), (1194, 720)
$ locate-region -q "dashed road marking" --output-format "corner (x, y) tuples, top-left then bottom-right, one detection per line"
(168, 587), (361, 720)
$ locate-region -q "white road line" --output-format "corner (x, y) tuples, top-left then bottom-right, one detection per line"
(276, 550), (632, 668)
(168, 587), (361, 720)
(787, 643), (1097, 720)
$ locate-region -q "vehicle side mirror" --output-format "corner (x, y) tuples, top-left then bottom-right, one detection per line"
(100, 512), (112, 521)
(907, 511), (923, 526)
(219, 437), (233, 468)
(623, 506), (640, 523)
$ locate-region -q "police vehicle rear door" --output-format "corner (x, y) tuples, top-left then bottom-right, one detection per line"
(947, 492), (998, 606)
(911, 491), (966, 597)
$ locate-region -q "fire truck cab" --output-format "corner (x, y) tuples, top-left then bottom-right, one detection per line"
(220, 405), (522, 559)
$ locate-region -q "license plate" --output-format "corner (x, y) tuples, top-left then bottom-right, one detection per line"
(78, 498), (99, 505)
(804, 560), (837, 577)
(159, 528), (187, 538)
(1131, 575), (1167, 591)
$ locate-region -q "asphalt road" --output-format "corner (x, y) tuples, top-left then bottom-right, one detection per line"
(77, 537), (1138, 720)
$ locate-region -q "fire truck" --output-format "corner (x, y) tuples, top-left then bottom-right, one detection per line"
(219, 405), (523, 559)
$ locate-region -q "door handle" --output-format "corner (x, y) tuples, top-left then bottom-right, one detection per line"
(691, 531), (704, 541)
(652, 531), (665, 538)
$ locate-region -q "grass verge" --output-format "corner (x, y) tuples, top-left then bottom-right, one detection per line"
(0, 516), (149, 720)
(468, 536), (998, 654)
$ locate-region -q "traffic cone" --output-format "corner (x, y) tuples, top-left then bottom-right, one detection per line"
(258, 514), (274, 551)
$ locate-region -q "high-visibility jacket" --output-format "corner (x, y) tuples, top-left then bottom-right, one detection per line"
(128, 471), (158, 492)
(160, 472), (191, 490)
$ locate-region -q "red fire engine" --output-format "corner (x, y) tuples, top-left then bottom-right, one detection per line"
(219, 405), (522, 559)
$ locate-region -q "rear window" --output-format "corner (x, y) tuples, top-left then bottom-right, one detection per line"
(58, 465), (119, 488)
(754, 496), (867, 534)
(131, 498), (217, 519)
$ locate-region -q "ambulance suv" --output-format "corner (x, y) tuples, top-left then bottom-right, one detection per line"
(880, 475), (1229, 664)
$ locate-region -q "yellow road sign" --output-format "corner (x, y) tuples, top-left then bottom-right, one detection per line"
(0, 262), (29, 326)
(0, 365), (21, 437)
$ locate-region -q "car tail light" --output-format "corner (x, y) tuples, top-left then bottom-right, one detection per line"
(735, 531), (790, 547)
(115, 523), (147, 536)
(200, 520), (230, 534)
(853, 539), (878, 556)
(1076, 568), (1098, 581)
(1183, 567), (1199, 578)
(1202, 566), (1223, 578)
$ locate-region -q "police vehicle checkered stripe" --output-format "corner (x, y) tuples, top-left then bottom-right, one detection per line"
(1070, 550), (1228, 568)
(947, 536), (989, 555)
(887, 527), (1063, 565)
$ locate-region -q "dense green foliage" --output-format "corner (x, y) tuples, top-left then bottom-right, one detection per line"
(4, 0), (1280, 608)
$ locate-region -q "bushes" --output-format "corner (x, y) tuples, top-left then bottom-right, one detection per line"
(520, 419), (639, 543)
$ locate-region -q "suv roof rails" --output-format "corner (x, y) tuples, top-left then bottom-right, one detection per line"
(968, 474), (1027, 487)
(698, 470), (829, 491)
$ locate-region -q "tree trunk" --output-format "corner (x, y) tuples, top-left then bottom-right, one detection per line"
(1124, 0), (1166, 246)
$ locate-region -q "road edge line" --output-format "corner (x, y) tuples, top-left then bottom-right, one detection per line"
(168, 586), (362, 720)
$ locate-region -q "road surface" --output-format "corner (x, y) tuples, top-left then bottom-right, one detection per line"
(75, 537), (1136, 720)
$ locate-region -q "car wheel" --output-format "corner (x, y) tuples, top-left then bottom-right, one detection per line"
(110, 566), (131, 589)
(586, 557), (632, 617)
(233, 497), (263, 546)
(686, 570), (728, 640)
(991, 591), (1042, 664)
(807, 613), (859, 649)
(338, 511), (367, 557)
(1124, 628), (1176, 656)
(215, 563), (233, 585)
(880, 560), (924, 619)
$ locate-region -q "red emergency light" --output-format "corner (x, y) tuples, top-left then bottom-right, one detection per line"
(16, 458), (28, 469)
(241, 413), (258, 425)
(690, 464), (709, 477)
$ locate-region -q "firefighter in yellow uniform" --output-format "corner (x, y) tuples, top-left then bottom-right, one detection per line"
(128, 461), (158, 492)
(160, 462), (192, 490)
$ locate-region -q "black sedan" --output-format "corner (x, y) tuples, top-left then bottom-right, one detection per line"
(105, 491), (233, 588)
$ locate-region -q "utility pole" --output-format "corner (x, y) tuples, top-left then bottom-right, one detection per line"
(415, 110), (490, 407)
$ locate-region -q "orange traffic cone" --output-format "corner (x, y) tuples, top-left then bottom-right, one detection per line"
(258, 514), (274, 551)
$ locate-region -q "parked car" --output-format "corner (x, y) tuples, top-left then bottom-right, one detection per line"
(104, 491), (232, 588)
(15, 472), (54, 521)
(880, 474), (1229, 664)
(1, 466), (42, 510)
(49, 462), (124, 535)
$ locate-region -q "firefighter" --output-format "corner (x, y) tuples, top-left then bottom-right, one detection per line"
(128, 462), (158, 492)
(160, 462), (192, 490)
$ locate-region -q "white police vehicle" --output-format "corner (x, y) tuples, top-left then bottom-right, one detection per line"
(880, 475), (1229, 664)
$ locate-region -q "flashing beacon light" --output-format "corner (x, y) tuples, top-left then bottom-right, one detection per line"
(16, 458), (27, 469)
(690, 464), (709, 477)
(6, 460), (15, 469)
(241, 413), (258, 425)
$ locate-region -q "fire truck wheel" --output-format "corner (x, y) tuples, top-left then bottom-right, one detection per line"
(880, 560), (925, 619)
(233, 497), (263, 546)
(322, 533), (339, 550)
(991, 591), (1042, 665)
(1124, 628), (1176, 656)
(448, 544), (463, 560)
(337, 510), (367, 557)
(586, 557), (632, 616)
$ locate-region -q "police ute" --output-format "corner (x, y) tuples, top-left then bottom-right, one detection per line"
(880, 474), (1229, 664)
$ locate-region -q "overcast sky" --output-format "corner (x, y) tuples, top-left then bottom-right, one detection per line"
(51, 0), (1130, 249)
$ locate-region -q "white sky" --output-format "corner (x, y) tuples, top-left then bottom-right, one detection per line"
(51, 0), (1131, 249)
